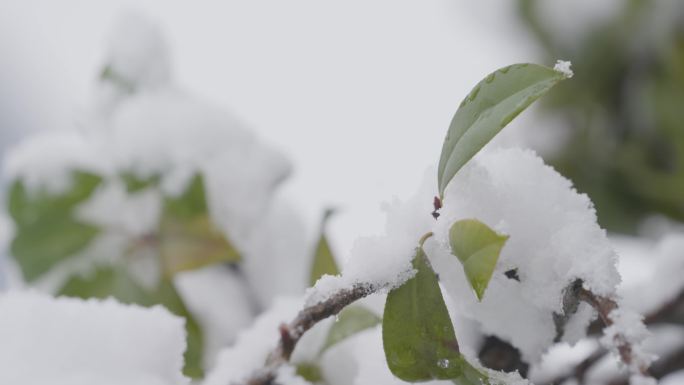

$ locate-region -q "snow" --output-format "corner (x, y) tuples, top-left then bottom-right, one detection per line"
(553, 60), (574, 78)
(203, 297), (301, 385)
(661, 371), (684, 385)
(3, 130), (108, 194)
(0, 291), (188, 385)
(174, 265), (256, 369)
(613, 233), (684, 315)
(600, 308), (655, 374)
(76, 179), (162, 237)
(306, 147), (626, 364)
(1, 13), (310, 374)
(630, 374), (657, 385)
(430, 147), (620, 361)
(104, 12), (171, 90)
(529, 339), (599, 383)
(305, 171), (435, 306)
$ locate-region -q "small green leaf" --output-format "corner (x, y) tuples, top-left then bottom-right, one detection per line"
(159, 174), (240, 276)
(320, 305), (380, 353)
(59, 267), (205, 378)
(296, 363), (325, 383)
(8, 171), (102, 281)
(382, 246), (487, 383)
(120, 172), (160, 193)
(164, 174), (209, 219)
(449, 219), (509, 301)
(100, 65), (136, 93)
(437, 63), (570, 197)
(309, 209), (339, 285)
(309, 234), (339, 286)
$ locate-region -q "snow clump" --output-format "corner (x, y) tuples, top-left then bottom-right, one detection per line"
(0, 291), (188, 385)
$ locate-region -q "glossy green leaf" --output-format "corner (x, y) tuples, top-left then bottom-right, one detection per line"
(8, 171), (102, 281)
(59, 267), (205, 378)
(382, 246), (488, 384)
(159, 174), (240, 276)
(437, 63), (570, 198)
(320, 305), (380, 353)
(449, 219), (508, 301)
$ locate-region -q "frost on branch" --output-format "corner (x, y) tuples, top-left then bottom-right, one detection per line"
(599, 309), (655, 376)
(0, 291), (188, 385)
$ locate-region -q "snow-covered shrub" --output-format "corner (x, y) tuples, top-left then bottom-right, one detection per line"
(1, 13), (315, 377)
(0, 13), (667, 385)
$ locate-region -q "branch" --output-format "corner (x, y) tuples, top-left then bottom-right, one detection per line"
(577, 287), (651, 376)
(239, 283), (374, 385)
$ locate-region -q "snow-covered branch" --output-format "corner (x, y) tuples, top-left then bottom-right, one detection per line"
(240, 284), (374, 385)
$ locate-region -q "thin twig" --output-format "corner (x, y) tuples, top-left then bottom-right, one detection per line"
(577, 287), (651, 376)
(238, 284), (375, 385)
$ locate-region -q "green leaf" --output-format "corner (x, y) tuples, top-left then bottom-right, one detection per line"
(9, 171), (102, 228)
(59, 267), (205, 378)
(382, 246), (488, 384)
(8, 171), (102, 281)
(159, 174), (240, 276)
(296, 363), (325, 383)
(309, 209), (339, 285)
(449, 219), (508, 301)
(120, 172), (160, 193)
(320, 305), (380, 353)
(164, 174), (209, 219)
(11, 218), (99, 281)
(309, 235), (339, 286)
(437, 63), (570, 198)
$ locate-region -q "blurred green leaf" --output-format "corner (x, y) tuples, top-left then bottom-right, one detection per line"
(159, 174), (240, 276)
(449, 219), (508, 301)
(121, 172), (160, 193)
(437, 63), (569, 198)
(296, 363), (325, 383)
(11, 219), (99, 281)
(9, 171), (101, 227)
(309, 209), (339, 285)
(164, 174), (209, 218)
(309, 235), (339, 286)
(100, 65), (136, 93)
(382, 246), (487, 384)
(59, 266), (205, 378)
(8, 171), (102, 281)
(320, 305), (380, 353)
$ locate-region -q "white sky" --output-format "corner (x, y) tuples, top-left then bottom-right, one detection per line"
(0, 1), (543, 261)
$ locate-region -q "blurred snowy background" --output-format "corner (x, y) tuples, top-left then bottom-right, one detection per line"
(1, 1), (683, 384)
(0, 1), (542, 263)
